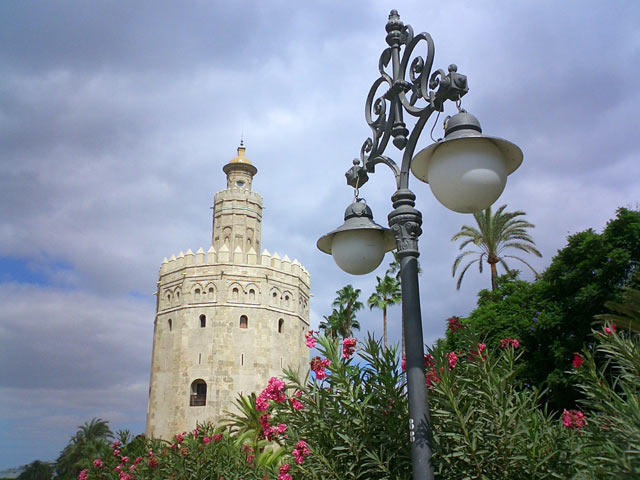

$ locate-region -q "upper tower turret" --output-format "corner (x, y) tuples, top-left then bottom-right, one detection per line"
(212, 144), (263, 255)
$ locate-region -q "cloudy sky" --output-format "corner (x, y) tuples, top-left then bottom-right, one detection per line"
(1, 0), (639, 468)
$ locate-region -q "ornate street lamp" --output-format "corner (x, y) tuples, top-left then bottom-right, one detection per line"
(317, 10), (522, 480)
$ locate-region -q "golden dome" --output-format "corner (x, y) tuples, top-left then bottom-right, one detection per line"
(230, 144), (252, 165)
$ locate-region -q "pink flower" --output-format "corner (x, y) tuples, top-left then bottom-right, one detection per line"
(93, 459), (103, 469)
(342, 337), (357, 359)
(292, 440), (310, 464)
(256, 394), (270, 412)
(112, 440), (121, 449)
(572, 353), (584, 369)
(114, 465), (122, 473)
(128, 464), (135, 472)
(310, 356), (330, 380)
(135, 456), (142, 464)
(425, 368), (441, 387)
(121, 456), (129, 464)
(78, 469), (89, 480)
(211, 433), (223, 442)
(278, 463), (293, 480)
(469, 343), (487, 362)
(604, 324), (617, 335)
(424, 353), (435, 368)
(202, 436), (210, 444)
(447, 352), (458, 369)
(305, 330), (316, 348)
(148, 456), (158, 468)
(499, 338), (520, 349)
(247, 454), (255, 463)
(260, 413), (275, 440)
(113, 449), (120, 457)
(175, 432), (184, 444)
(562, 409), (586, 429)
(447, 316), (464, 333)
(276, 423), (288, 434)
(291, 398), (304, 410)
(192, 427), (199, 437)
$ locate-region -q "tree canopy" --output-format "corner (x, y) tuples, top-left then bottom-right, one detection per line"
(445, 207), (640, 410)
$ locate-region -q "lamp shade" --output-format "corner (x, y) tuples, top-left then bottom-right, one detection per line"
(317, 201), (395, 275)
(411, 111), (523, 213)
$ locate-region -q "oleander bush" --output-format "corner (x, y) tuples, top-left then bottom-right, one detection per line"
(72, 324), (639, 479)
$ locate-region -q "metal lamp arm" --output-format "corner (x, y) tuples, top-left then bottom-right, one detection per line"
(354, 10), (468, 193)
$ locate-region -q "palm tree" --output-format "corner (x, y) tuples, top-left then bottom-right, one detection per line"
(452, 204), (542, 290)
(368, 275), (402, 347)
(319, 306), (361, 339)
(596, 286), (640, 333)
(56, 418), (112, 479)
(332, 285), (364, 327)
(319, 285), (363, 339)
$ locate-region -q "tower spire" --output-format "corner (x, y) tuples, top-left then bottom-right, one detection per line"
(211, 146), (262, 254)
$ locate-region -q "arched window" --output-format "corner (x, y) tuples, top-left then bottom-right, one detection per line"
(233, 288), (239, 301)
(168, 319), (172, 331)
(194, 288), (201, 300)
(249, 289), (256, 302)
(208, 286), (215, 300)
(284, 294), (290, 308)
(272, 292), (278, 304)
(190, 379), (207, 406)
(239, 315), (248, 329)
(278, 318), (284, 333)
(199, 314), (206, 328)
(166, 292), (171, 305)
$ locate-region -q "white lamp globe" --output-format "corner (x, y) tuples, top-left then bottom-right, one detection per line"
(427, 138), (506, 213)
(411, 110), (523, 214)
(331, 229), (386, 275)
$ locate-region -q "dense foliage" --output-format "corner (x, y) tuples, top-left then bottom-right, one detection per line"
(68, 326), (640, 479)
(55, 418), (113, 479)
(445, 207), (640, 410)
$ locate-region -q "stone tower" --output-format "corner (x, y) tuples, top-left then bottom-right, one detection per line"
(146, 145), (311, 440)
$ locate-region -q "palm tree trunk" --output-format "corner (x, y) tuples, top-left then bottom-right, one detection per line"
(383, 306), (387, 348)
(490, 262), (498, 290)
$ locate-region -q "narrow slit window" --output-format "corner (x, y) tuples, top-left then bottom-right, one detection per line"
(278, 318), (284, 333)
(239, 315), (248, 329)
(200, 314), (206, 328)
(168, 319), (172, 331)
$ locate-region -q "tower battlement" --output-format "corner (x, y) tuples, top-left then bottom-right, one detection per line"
(159, 247), (310, 285)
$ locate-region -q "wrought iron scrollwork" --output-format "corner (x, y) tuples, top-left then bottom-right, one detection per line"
(359, 9), (469, 190)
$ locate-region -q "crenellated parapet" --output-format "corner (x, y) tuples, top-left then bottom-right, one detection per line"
(156, 246), (310, 319)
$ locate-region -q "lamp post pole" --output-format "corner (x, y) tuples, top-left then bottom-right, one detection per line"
(319, 10), (522, 480)
(348, 12), (469, 477)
